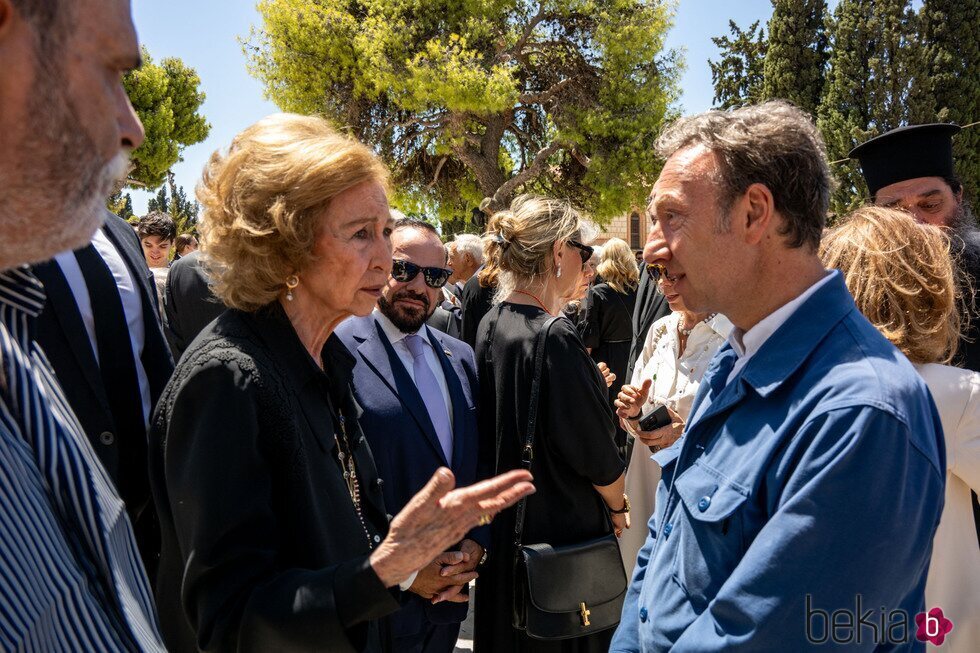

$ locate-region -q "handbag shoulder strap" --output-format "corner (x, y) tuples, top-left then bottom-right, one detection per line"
(513, 316), (561, 547)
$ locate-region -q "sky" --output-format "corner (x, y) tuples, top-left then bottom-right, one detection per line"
(130, 0), (787, 214)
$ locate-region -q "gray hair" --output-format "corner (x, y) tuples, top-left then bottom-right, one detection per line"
(655, 100), (833, 251)
(452, 233), (484, 265)
(12, 0), (70, 49)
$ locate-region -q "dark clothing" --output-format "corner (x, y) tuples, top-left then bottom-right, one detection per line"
(460, 272), (495, 348)
(952, 238), (980, 545)
(336, 316), (487, 651)
(163, 250), (225, 361)
(624, 266), (671, 388)
(426, 302), (462, 340)
(30, 211), (174, 573)
(582, 283), (637, 450)
(149, 304), (399, 653)
(473, 303), (625, 653)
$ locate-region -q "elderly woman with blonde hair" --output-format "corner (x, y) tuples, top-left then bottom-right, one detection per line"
(821, 205), (980, 651)
(148, 113), (533, 653)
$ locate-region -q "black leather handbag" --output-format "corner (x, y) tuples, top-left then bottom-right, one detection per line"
(510, 317), (628, 640)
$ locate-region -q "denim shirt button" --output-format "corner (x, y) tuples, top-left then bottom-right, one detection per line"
(639, 607), (648, 622)
(663, 523), (672, 538)
(698, 496), (711, 512)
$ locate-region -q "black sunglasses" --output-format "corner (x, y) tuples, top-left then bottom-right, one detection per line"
(568, 239), (594, 265)
(391, 259), (453, 289)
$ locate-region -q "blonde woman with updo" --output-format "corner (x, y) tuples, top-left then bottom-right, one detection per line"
(147, 114), (533, 653)
(822, 206), (980, 651)
(474, 195), (627, 653)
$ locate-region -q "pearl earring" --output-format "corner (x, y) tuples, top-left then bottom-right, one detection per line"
(285, 275), (299, 301)
(556, 264), (562, 279)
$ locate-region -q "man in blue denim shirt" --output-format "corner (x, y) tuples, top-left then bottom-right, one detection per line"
(611, 102), (945, 651)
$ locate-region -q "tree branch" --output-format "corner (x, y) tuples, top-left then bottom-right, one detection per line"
(426, 156), (448, 190)
(519, 77), (574, 105)
(489, 140), (567, 209)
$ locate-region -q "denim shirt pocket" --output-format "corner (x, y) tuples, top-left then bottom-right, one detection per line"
(669, 461), (749, 612)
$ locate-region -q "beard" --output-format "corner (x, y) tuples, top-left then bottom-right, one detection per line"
(946, 199), (980, 272)
(0, 50), (129, 270)
(378, 288), (434, 334)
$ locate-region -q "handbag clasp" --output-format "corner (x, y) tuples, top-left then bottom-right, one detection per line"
(579, 602), (591, 627)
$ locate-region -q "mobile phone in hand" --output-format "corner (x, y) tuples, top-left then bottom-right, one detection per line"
(638, 404), (671, 432)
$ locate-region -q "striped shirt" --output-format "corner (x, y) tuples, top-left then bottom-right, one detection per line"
(0, 268), (164, 652)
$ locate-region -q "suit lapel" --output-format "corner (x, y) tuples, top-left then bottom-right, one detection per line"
(425, 329), (467, 471)
(358, 320), (448, 465)
(30, 260), (110, 410)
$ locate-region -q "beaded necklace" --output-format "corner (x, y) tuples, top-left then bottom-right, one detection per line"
(335, 412), (374, 550)
(678, 313), (717, 337)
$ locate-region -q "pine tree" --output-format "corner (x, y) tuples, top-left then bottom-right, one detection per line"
(146, 186), (168, 214)
(817, 0), (933, 213)
(922, 0), (980, 201)
(762, 0), (829, 115)
(708, 20), (767, 109)
(106, 191), (134, 220)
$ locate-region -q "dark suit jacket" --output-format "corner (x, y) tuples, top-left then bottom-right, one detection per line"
(624, 265), (672, 386)
(163, 250), (225, 361)
(335, 315), (486, 635)
(30, 212), (174, 539)
(150, 304), (399, 653)
(460, 270), (495, 348)
(425, 301), (462, 340)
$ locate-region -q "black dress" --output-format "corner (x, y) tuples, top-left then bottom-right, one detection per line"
(149, 303), (400, 652)
(581, 283), (637, 451)
(473, 303), (625, 653)
(460, 270), (496, 348)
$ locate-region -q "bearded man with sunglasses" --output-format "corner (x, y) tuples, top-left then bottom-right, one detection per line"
(337, 217), (487, 653)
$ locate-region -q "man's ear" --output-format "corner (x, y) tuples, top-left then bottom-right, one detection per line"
(0, 0), (15, 39)
(740, 183), (775, 246)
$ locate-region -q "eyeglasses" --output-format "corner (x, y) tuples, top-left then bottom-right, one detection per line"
(567, 239), (594, 265)
(391, 259), (453, 289)
(647, 264), (675, 282)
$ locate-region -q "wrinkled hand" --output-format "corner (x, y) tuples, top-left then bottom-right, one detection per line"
(597, 362), (616, 388)
(634, 404), (684, 450)
(615, 378), (652, 421)
(610, 510), (630, 538)
(370, 468), (534, 588)
(409, 551), (477, 600)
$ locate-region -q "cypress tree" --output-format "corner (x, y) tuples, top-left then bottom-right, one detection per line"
(922, 0), (980, 201)
(818, 0), (933, 213)
(762, 0), (829, 116)
(709, 20), (768, 110)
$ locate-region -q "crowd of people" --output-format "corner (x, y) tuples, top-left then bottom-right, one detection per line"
(0, 1), (977, 652)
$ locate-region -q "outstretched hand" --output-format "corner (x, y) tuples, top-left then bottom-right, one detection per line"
(615, 378), (652, 420)
(370, 468), (534, 588)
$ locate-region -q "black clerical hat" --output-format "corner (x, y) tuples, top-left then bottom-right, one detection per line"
(848, 123), (961, 196)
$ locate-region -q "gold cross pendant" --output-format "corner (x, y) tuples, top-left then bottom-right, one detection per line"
(579, 602), (591, 627)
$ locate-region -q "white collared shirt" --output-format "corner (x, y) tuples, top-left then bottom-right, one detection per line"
(53, 229), (152, 426)
(372, 308), (454, 430)
(725, 271), (835, 384)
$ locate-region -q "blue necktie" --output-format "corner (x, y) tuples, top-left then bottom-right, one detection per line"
(405, 334), (453, 462)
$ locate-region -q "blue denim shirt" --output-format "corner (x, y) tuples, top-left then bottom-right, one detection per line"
(611, 272), (946, 651)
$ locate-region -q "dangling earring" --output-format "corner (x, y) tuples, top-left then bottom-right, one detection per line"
(285, 274), (299, 301)
(556, 264), (562, 279)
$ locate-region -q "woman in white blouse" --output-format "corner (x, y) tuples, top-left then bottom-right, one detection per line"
(822, 206), (980, 652)
(613, 266), (732, 572)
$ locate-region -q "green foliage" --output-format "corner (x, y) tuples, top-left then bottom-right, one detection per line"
(106, 191), (134, 220)
(922, 0), (980, 202)
(817, 0), (934, 213)
(708, 20), (767, 109)
(125, 48), (211, 188)
(146, 181), (200, 227)
(245, 0), (682, 225)
(761, 0), (828, 114)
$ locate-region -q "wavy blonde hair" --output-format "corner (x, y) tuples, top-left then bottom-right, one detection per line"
(483, 195), (597, 302)
(197, 113), (389, 311)
(597, 238), (639, 293)
(820, 206), (963, 365)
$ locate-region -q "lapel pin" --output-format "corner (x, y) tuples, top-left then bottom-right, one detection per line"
(444, 348), (453, 357)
